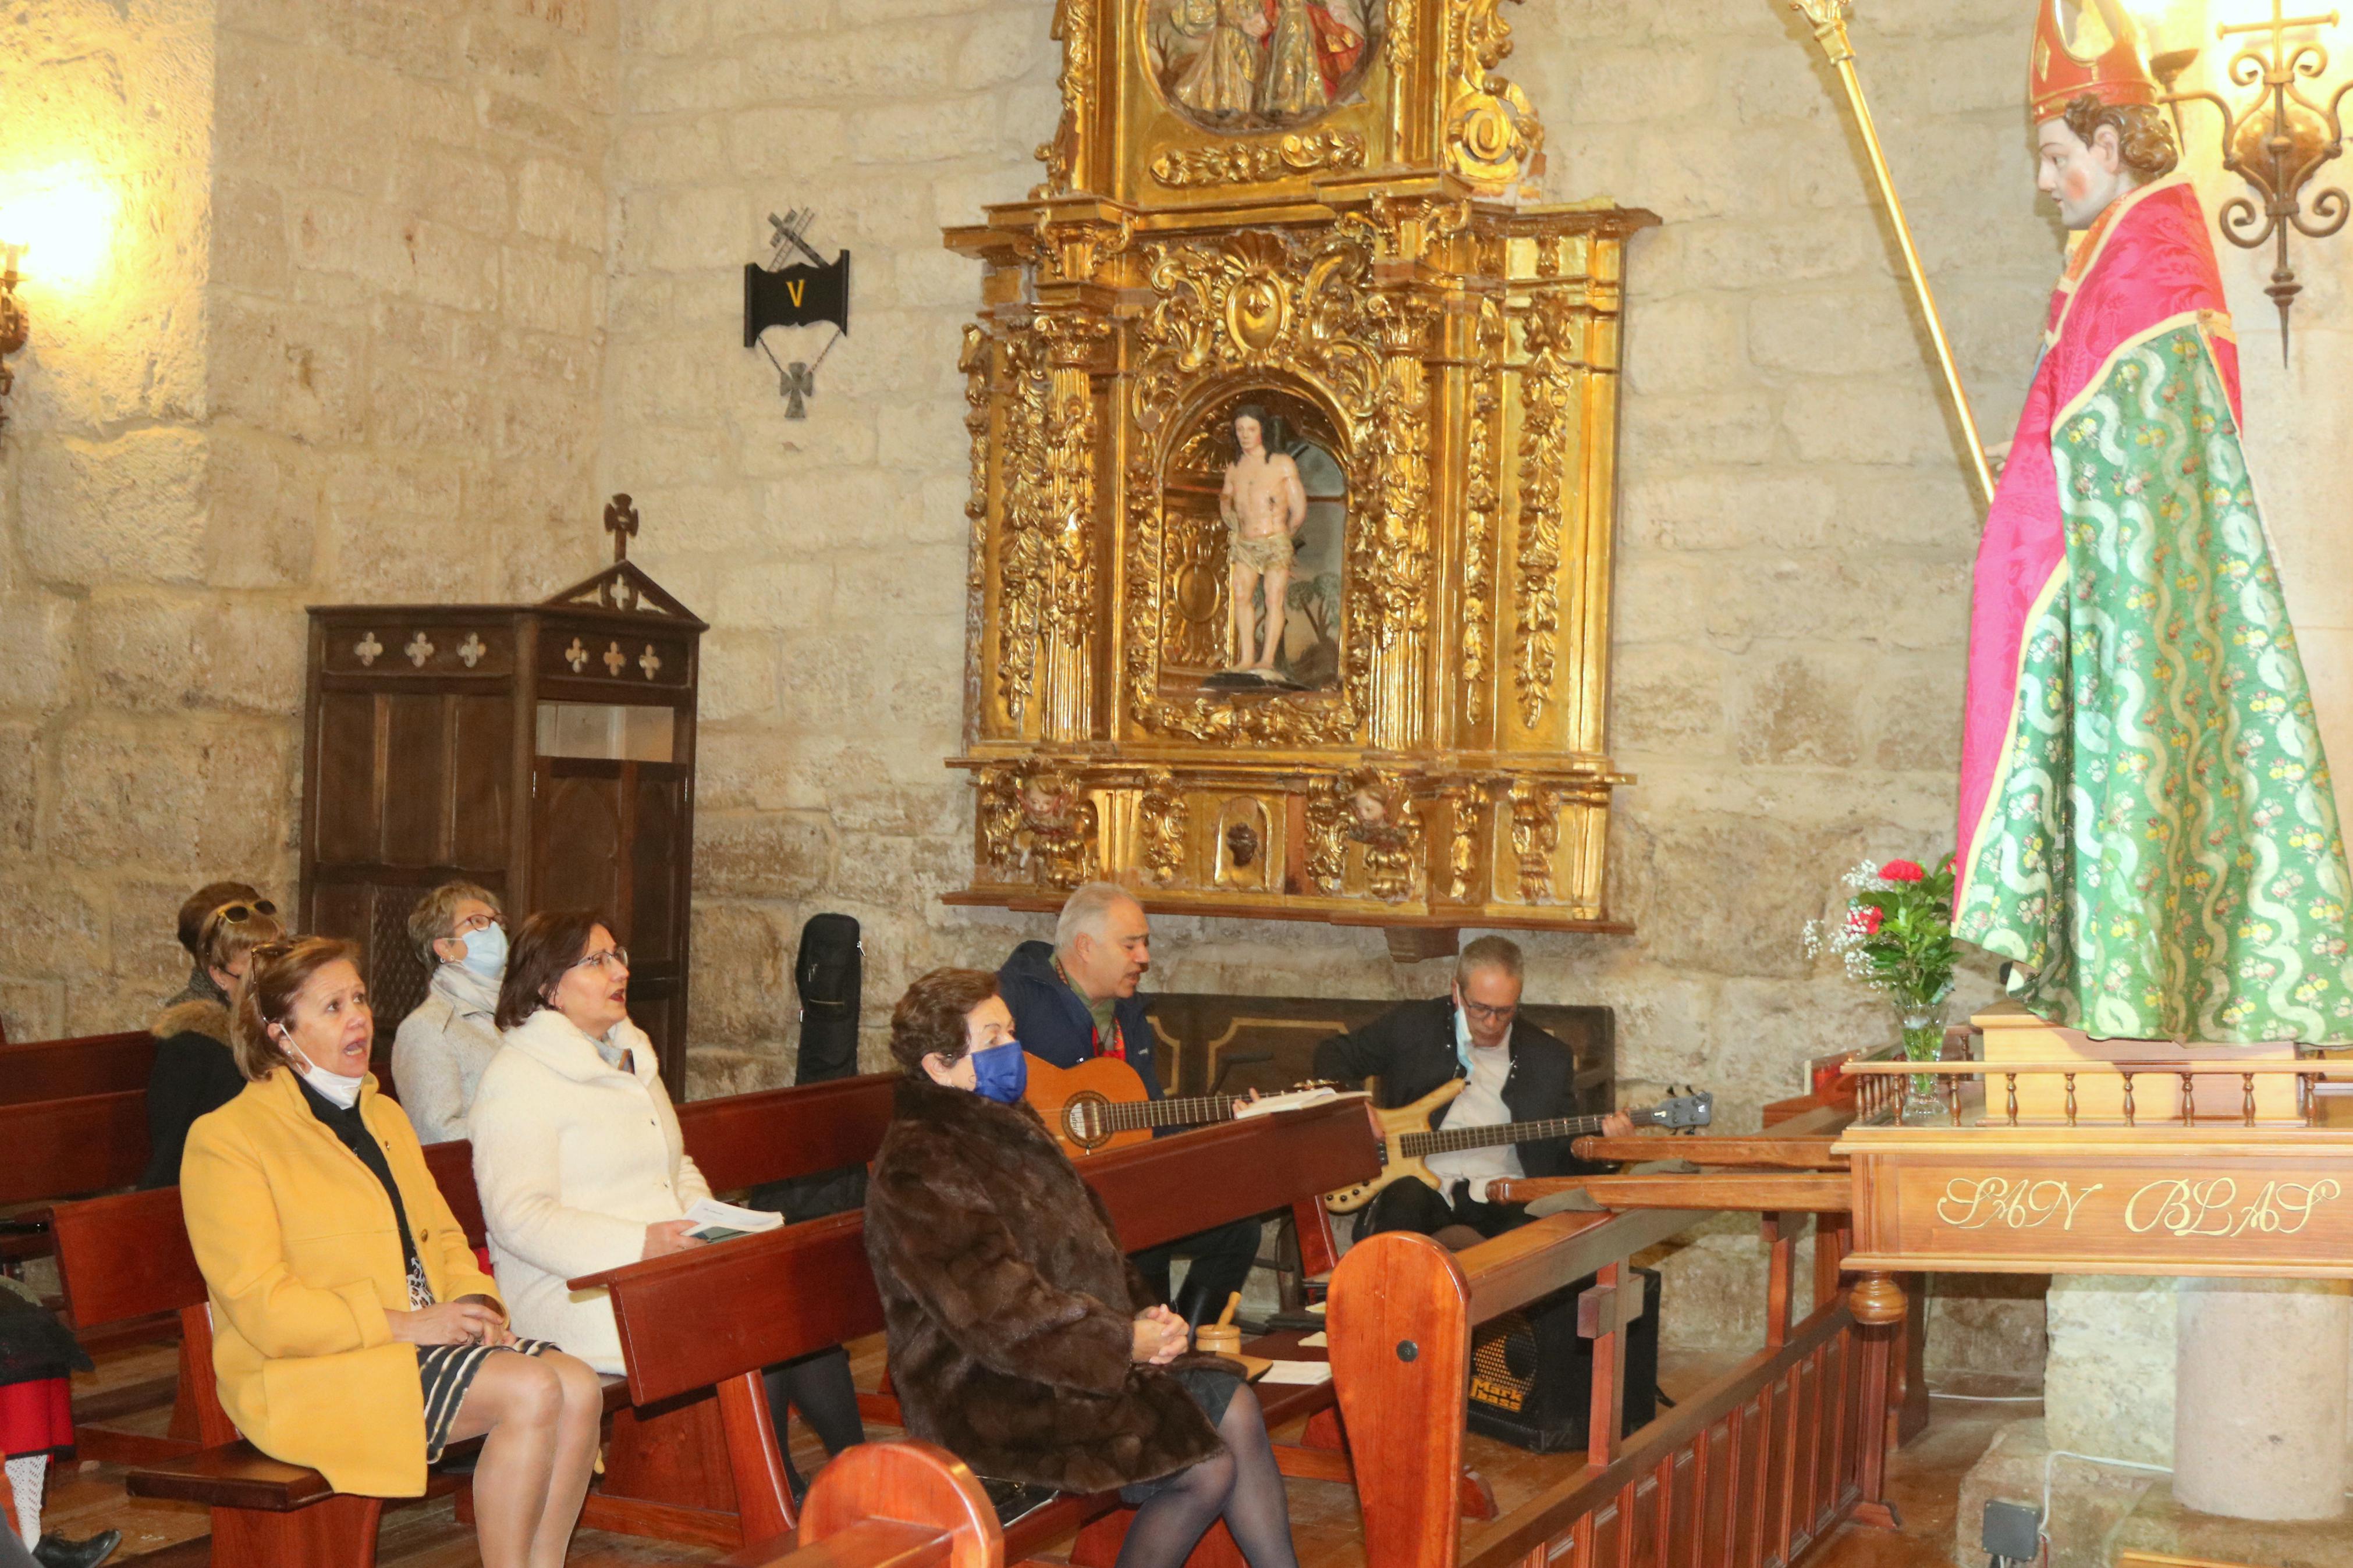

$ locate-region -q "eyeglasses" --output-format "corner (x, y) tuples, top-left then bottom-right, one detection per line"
(452, 911), (504, 937)
(1459, 999), (1517, 1025)
(572, 946), (629, 973)
(215, 901), (278, 925)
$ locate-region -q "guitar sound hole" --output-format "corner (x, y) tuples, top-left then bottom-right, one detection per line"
(1067, 1091), (1110, 1147)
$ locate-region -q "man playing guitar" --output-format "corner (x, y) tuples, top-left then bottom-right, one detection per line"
(1312, 936), (1632, 1248)
(998, 883), (1263, 1327)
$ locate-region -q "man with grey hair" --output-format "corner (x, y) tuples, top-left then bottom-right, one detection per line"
(998, 882), (1262, 1325)
(1314, 935), (1630, 1246)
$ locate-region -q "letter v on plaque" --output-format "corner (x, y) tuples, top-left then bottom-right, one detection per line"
(744, 206), (851, 418)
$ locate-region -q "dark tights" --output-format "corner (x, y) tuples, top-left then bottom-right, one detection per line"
(1115, 1384), (1297, 1568)
(764, 1344), (866, 1499)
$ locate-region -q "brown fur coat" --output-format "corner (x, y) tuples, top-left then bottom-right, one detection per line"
(863, 1073), (1225, 1493)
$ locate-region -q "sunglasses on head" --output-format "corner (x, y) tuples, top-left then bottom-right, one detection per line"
(214, 900), (278, 925)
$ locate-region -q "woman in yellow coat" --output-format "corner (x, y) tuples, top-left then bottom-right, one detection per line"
(181, 936), (604, 1568)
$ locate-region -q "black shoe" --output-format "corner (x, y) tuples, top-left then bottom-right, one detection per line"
(33, 1531), (121, 1568)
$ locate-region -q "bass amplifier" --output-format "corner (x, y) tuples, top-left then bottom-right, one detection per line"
(1467, 1267), (1662, 1453)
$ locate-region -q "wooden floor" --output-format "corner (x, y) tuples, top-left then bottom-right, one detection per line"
(63, 1334), (2029, 1567)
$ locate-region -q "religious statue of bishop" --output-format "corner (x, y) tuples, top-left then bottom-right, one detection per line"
(1954, 0), (2353, 1043)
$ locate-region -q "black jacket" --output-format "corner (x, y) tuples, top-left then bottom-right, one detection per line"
(141, 999), (247, 1189)
(998, 940), (1164, 1101)
(1311, 997), (1605, 1180)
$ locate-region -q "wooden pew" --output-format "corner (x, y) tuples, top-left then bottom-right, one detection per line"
(0, 1030), (154, 1106)
(583, 1096), (1387, 1566)
(0, 1090), (148, 1206)
(722, 1440), (1002, 1568)
(1329, 1140), (1901, 1567)
(52, 1073), (902, 1560)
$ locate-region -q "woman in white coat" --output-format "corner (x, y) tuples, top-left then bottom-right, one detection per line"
(469, 911), (863, 1500)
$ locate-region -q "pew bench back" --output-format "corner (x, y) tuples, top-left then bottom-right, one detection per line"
(0, 1030), (154, 1107)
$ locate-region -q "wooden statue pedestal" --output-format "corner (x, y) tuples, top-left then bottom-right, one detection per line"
(1975, 1002), (2301, 1124)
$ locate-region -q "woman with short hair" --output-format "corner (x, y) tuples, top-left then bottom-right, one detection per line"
(392, 881), (507, 1144)
(470, 911), (864, 1499)
(141, 900), (285, 1189)
(864, 968), (1300, 1568)
(180, 937), (603, 1568)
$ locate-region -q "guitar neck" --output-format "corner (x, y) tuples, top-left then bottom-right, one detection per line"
(1089, 1092), (1243, 1137)
(1399, 1111), (1615, 1160)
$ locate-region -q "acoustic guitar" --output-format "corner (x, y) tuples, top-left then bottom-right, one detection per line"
(1323, 1082), (1714, 1213)
(1023, 1054), (1347, 1158)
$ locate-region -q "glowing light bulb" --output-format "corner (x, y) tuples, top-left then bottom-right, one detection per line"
(0, 165), (118, 289)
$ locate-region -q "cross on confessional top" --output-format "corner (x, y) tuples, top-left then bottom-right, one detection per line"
(604, 493), (640, 564)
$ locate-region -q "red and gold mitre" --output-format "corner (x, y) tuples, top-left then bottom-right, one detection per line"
(2029, 0), (2158, 120)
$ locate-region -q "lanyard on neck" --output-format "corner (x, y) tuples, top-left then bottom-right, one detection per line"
(1054, 957), (1126, 1062)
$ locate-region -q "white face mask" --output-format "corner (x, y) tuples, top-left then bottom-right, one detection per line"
(281, 1029), (365, 1110)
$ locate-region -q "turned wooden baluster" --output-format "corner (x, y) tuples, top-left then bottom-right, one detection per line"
(2122, 1072), (2135, 1126)
(2180, 1071), (2195, 1124)
(2064, 1072), (2077, 1126)
(2004, 1073), (2018, 1125)
(2244, 1072), (2257, 1126)
(1848, 1272), (1907, 1530)
(1944, 1072), (1961, 1123)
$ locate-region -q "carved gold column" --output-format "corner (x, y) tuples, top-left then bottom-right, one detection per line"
(1034, 312), (1112, 743)
(1364, 290), (1439, 753)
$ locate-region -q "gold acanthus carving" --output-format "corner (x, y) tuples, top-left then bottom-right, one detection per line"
(1138, 770), (1187, 887)
(1362, 294), (1438, 655)
(1032, 0), (1094, 197)
(1511, 294), (1577, 730)
(1021, 213), (1135, 287)
(1447, 786), (1481, 902)
(981, 766), (1099, 888)
(1135, 229), (1382, 424)
(961, 325), (993, 721)
(1036, 314), (1113, 646)
(1507, 779), (1559, 902)
(1149, 130), (1368, 189)
(1459, 297), (1503, 724)
(1344, 767), (1424, 904)
(995, 329), (1052, 726)
(1443, 0), (1545, 192)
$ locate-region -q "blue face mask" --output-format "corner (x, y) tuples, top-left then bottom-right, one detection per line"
(970, 1041), (1029, 1105)
(457, 922), (507, 982)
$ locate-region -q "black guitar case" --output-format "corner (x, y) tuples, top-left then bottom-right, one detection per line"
(749, 913), (867, 1223)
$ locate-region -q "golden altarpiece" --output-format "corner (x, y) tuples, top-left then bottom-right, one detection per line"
(943, 0), (1656, 944)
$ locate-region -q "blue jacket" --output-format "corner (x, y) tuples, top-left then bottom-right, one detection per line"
(997, 940), (1164, 1101)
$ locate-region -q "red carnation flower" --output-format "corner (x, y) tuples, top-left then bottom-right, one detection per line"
(1847, 905), (1884, 936)
(1880, 859), (1925, 883)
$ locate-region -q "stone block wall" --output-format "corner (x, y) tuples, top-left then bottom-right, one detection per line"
(0, 0), (616, 1036)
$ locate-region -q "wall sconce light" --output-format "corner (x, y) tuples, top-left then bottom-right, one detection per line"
(0, 245), (24, 433)
(2163, 0), (2353, 355)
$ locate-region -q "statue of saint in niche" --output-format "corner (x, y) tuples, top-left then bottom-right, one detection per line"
(1147, 0), (1371, 133)
(1220, 405), (1305, 675)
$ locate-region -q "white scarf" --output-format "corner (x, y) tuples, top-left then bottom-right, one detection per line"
(432, 961), (501, 1020)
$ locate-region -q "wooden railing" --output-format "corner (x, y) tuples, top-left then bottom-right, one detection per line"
(1332, 1124), (1898, 1568)
(1843, 1059), (2340, 1128)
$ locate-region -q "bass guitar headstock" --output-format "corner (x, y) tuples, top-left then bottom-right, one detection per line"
(1630, 1086), (1712, 1132)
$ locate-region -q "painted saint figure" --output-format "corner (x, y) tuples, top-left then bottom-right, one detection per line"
(1954, 0), (2353, 1041)
(1172, 0), (1268, 121)
(1220, 407), (1307, 674)
(1258, 0), (1332, 118)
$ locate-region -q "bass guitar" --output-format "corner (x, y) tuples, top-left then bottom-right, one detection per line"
(1024, 1054), (1347, 1159)
(1323, 1082), (1713, 1213)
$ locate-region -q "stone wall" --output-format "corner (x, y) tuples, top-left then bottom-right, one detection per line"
(602, 0), (2046, 1110)
(0, 0), (616, 1036)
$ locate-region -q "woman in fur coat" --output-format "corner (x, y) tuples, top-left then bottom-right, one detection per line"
(863, 968), (1298, 1568)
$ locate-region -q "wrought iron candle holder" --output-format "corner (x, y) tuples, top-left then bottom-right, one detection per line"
(2163, 0), (2353, 357)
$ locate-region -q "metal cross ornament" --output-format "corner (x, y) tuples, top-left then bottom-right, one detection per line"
(747, 207), (847, 419)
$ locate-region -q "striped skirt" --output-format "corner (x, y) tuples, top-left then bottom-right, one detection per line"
(418, 1339), (560, 1462)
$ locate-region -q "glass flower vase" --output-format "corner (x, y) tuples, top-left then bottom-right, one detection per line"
(1897, 1000), (1948, 1123)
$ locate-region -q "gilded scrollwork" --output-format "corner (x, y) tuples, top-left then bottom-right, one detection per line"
(1134, 227), (1382, 422)
(1446, 783), (1482, 901)
(995, 328), (1050, 727)
(1149, 130), (1368, 189)
(1507, 779), (1559, 902)
(1442, 0), (1545, 192)
(961, 325), (993, 723)
(1343, 767), (1423, 903)
(1461, 297), (1503, 723)
(1032, 0), (1095, 197)
(1512, 293), (1578, 730)
(1020, 770), (1099, 888)
(1138, 769), (1187, 886)
(977, 766), (1023, 879)
(1361, 294), (1436, 655)
(1305, 784), (1349, 894)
